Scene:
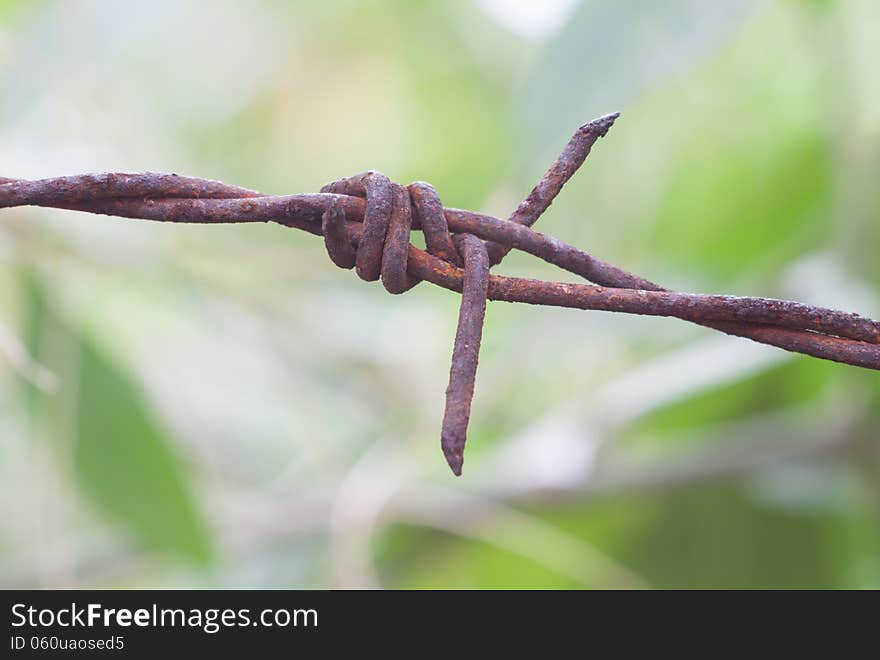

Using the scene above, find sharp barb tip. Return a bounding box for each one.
[443,447,463,476]
[582,111,621,137]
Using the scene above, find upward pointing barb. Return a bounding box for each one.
[485,110,622,266]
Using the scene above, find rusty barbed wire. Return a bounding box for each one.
[2,112,879,475]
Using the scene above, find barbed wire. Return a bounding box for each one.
[2,112,879,475]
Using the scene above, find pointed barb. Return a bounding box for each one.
[580,111,621,137]
[442,441,464,476]
[439,234,489,477]
[486,110,622,266]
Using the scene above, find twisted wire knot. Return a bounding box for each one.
[320,173,465,293]
[320,172,488,474]
[315,114,626,473]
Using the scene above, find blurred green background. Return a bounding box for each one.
[1,0,879,589]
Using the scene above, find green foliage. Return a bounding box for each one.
[614,484,875,589]
[633,357,837,437]
[653,131,831,281]
[0,0,33,22]
[379,526,583,589]
[20,274,212,566]
[518,0,755,169]
[74,339,213,566]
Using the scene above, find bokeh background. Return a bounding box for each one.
[1,0,879,589]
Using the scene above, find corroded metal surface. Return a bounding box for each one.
[485,112,619,265]
[3,113,879,475]
[441,234,489,476]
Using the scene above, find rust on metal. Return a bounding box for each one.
[409,181,460,266]
[3,112,879,475]
[380,183,417,294]
[441,234,489,476]
[321,171,392,283]
[485,112,619,265]
[321,202,356,270]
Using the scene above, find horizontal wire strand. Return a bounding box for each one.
[3,113,878,474]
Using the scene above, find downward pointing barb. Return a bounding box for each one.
[439,234,490,476]
[441,113,619,473]
[442,441,464,477]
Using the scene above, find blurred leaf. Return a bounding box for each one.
[21,273,213,565]
[616,481,879,588]
[379,472,880,588]
[378,525,582,589]
[0,0,49,30]
[541,475,880,589]
[20,271,50,416]
[519,0,754,169]
[0,0,30,22]
[651,128,831,281]
[75,339,213,566]
[188,0,510,211]
[631,357,836,438]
